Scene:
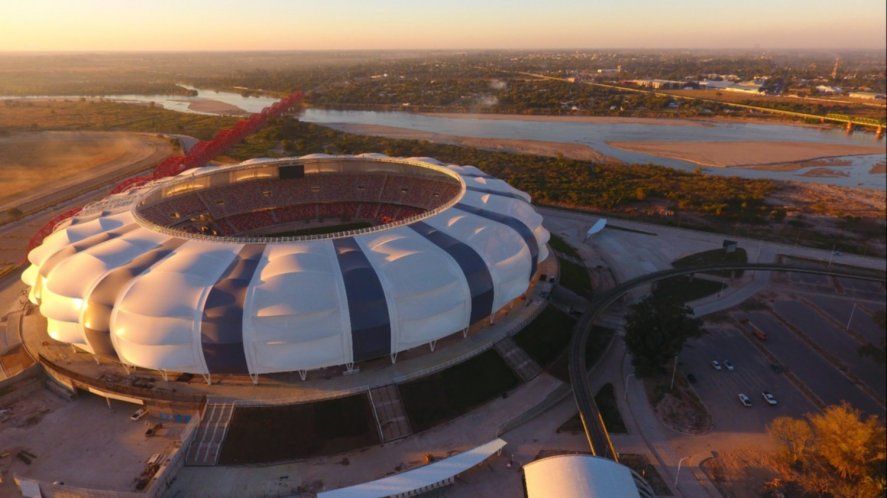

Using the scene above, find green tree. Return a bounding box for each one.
[624,293,703,376]
[768,403,886,497]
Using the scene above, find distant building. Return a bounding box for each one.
[699,79,734,90]
[815,85,842,94]
[723,83,764,95]
[596,68,620,76]
[630,79,684,89]
[849,91,886,100]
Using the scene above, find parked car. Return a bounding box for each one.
[130,408,148,421]
[762,391,778,405]
[711,360,722,371]
[738,393,752,407]
[723,360,735,371]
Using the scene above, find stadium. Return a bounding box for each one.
[22,154,549,383]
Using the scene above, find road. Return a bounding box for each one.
[567,262,886,461]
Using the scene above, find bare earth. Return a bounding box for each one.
[871,160,887,174]
[326,123,616,162]
[0,131,175,209]
[186,98,247,115]
[606,140,885,168]
[422,112,705,127]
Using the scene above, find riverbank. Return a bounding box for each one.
[325,122,618,163]
[605,140,885,169]
[420,112,706,127]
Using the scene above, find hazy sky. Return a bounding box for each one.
[1,0,885,51]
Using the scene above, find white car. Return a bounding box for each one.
[723,360,735,371]
[761,391,778,406]
[130,408,148,421]
[738,393,752,407]
[711,360,722,371]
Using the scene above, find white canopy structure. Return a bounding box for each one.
[23,155,549,379]
[523,455,654,498]
[318,438,507,498]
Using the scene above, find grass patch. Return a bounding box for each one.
[0,99,236,140]
[672,247,748,277]
[620,453,673,496]
[513,306,577,368]
[548,233,580,259]
[548,325,615,381]
[594,383,627,433]
[218,394,379,464]
[558,257,593,297]
[266,221,373,237]
[399,349,520,432]
[653,275,725,304]
[643,371,712,434]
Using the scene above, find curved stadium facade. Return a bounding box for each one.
[23,154,549,380]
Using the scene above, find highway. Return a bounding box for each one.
[567,262,887,461]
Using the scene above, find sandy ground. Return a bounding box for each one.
[871,160,887,174]
[606,140,885,168]
[0,384,184,495]
[326,123,616,162]
[421,112,705,127]
[186,99,247,115]
[0,131,175,210]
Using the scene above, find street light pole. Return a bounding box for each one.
[846,302,857,331]
[670,355,678,391]
[624,373,635,402]
[675,456,690,489]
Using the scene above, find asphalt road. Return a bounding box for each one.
[568,262,886,460]
[682,326,815,432]
[771,300,886,398]
[747,311,882,416]
[805,294,886,344]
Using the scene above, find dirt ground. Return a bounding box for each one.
[701,448,778,498]
[0,131,175,209]
[606,140,885,168]
[0,382,184,495]
[326,123,617,162]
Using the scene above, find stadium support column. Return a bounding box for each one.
[249,373,259,385]
[462,327,469,338]
[390,352,398,364]
[202,373,212,385]
[299,370,308,381]
[429,340,437,352]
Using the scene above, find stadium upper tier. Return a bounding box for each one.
[23,154,549,378]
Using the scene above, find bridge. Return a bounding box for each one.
[567,262,887,461]
[518,72,887,134]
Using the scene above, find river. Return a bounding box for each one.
[3,87,884,189]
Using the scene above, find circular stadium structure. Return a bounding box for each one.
[22,154,549,381]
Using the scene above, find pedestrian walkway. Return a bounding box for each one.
[186,401,235,466]
[494,337,542,382]
[368,385,413,442]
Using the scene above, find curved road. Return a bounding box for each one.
[568,262,887,461]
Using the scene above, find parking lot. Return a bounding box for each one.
[682,326,815,432]
[681,272,885,434]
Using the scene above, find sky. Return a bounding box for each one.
[0,0,885,51]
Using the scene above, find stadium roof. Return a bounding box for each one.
[23,155,549,377]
